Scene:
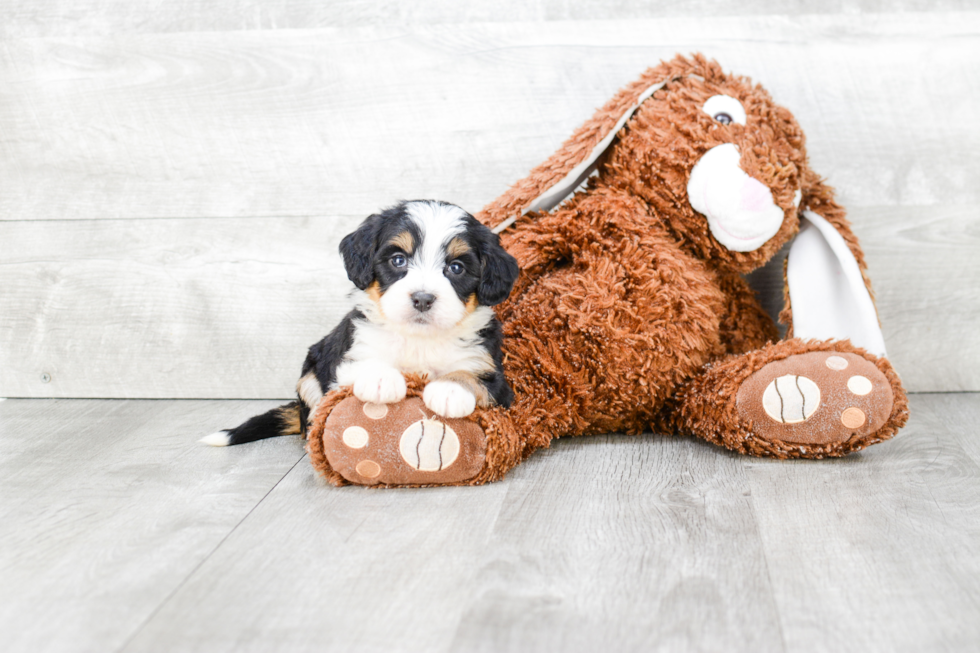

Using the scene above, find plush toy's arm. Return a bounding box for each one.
[782,172,886,357]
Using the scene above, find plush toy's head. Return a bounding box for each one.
[605,55,810,273]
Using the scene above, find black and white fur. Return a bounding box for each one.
[201,200,519,447]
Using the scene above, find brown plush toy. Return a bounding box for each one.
[308,53,909,487]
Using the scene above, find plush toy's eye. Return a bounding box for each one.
[390,254,407,268]
[702,95,746,126]
[447,261,464,275]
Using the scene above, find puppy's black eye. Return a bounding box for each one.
[713,112,733,125]
[390,254,407,268]
[447,261,464,275]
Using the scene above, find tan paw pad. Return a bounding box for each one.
[841,407,866,429]
[355,460,381,478]
[847,375,872,396]
[363,402,388,419]
[762,375,820,424]
[825,355,849,371]
[342,426,369,448]
[399,419,460,471]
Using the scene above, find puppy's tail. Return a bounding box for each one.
[200,401,303,447]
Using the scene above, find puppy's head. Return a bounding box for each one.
[340,200,519,331]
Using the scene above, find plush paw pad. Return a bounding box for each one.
[321,396,486,485]
[736,351,894,445]
[352,366,407,404]
[423,380,477,418]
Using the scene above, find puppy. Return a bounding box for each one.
[202,200,519,447]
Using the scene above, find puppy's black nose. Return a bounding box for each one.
[411,292,436,313]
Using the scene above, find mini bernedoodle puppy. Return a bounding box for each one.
[202,200,520,447]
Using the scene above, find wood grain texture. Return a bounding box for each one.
[123,449,513,653]
[1,13,978,222]
[0,217,357,398]
[1,395,977,652]
[1,1,974,37]
[860,205,980,393]
[744,392,980,652]
[121,432,784,653]
[1,11,977,398]
[446,435,784,653]
[21,393,956,653]
[1,203,972,398]
[0,398,304,653]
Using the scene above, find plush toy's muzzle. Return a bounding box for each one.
[687,142,790,253]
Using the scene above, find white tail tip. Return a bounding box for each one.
[200,431,232,447]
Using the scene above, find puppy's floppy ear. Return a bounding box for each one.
[476,229,519,306]
[339,213,383,290]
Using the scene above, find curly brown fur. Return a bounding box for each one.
[490,54,904,462]
[311,54,909,487]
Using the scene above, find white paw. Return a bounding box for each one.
[423,381,476,418]
[353,366,407,404]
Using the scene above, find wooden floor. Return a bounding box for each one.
[1,393,978,653]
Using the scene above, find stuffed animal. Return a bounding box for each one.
[308,53,909,487]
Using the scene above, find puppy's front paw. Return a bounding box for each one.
[353,366,407,404]
[424,380,477,418]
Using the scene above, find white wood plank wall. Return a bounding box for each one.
[1,6,978,398]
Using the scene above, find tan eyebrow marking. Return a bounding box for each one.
[365,281,385,317]
[447,237,471,259]
[389,231,414,253]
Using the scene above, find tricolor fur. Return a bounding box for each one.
[202,200,518,447]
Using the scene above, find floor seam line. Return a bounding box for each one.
[743,461,791,653]
[113,452,308,653]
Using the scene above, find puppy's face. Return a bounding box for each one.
[340,200,519,332]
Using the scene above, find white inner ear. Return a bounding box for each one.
[787,211,887,357]
[702,95,746,125]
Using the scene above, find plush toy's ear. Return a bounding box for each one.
[339,214,384,290]
[475,230,520,306]
[783,169,886,357]
[479,58,689,234]
[786,211,886,357]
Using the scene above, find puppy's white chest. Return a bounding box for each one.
[337,313,494,384]
[372,329,477,377]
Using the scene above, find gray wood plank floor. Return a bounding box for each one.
[2,393,977,653]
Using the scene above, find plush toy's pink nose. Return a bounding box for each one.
[739,177,773,213]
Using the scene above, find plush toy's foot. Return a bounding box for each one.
[320,396,487,486]
[671,339,909,458]
[736,350,893,446]
[306,376,526,487]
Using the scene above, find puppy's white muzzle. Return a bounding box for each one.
[687,143,786,252]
